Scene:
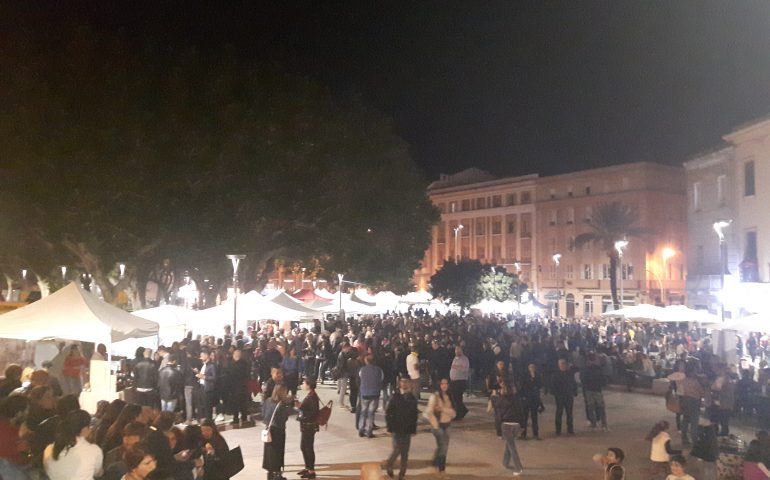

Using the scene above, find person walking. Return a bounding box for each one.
[358,355,383,438]
[424,378,456,475]
[296,378,320,480]
[582,353,608,431]
[551,358,577,436]
[336,342,358,410]
[490,378,526,476]
[262,385,293,480]
[449,346,470,420]
[158,354,183,413]
[385,377,419,480]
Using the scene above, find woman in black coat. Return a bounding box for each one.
[295,378,320,479]
[519,363,543,440]
[262,385,293,480]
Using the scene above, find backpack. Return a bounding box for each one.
[315,400,333,428]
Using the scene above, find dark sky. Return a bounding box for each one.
[11,1,770,178]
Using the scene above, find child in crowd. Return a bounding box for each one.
[592,447,625,480]
[666,455,695,480]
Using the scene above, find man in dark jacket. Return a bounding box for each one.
[551,358,577,436]
[158,354,183,413]
[197,349,217,421]
[582,353,608,430]
[133,349,159,408]
[227,349,251,425]
[385,377,418,480]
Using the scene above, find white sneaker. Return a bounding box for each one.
[512,471,522,476]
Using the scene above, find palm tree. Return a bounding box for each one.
[574,202,651,310]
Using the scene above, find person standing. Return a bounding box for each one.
[519,363,542,440]
[424,378,456,474]
[226,349,251,426]
[385,377,419,480]
[679,363,705,446]
[358,355,383,438]
[133,348,159,408]
[296,378,320,480]
[158,355,183,413]
[709,364,735,436]
[405,344,421,400]
[449,346,470,420]
[262,385,293,480]
[62,345,87,398]
[491,379,526,476]
[197,350,217,421]
[582,353,608,430]
[551,358,577,436]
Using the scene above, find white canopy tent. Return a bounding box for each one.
[130,305,193,345]
[600,304,667,322]
[707,313,770,332]
[315,293,383,315]
[0,282,158,344]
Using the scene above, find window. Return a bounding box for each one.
[584,298,594,316]
[438,203,446,213]
[437,222,446,243]
[548,264,557,279]
[585,185,592,196]
[746,231,758,261]
[550,189,556,200]
[550,237,557,252]
[602,264,611,279]
[549,210,557,226]
[492,246,501,261]
[506,193,517,206]
[449,202,457,213]
[476,197,486,209]
[717,175,727,206]
[492,221,501,235]
[582,264,593,280]
[584,206,593,223]
[461,224,469,236]
[476,221,485,236]
[521,192,532,204]
[476,246,485,259]
[568,187,573,197]
[692,182,701,211]
[566,264,574,279]
[568,236,575,252]
[566,207,575,224]
[492,195,502,208]
[745,161,756,196]
[507,219,516,234]
[622,264,633,280]
[521,218,531,237]
[507,246,517,260]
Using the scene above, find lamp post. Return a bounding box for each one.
[118,263,126,279]
[661,247,676,305]
[60,265,67,281]
[614,240,628,310]
[226,254,246,333]
[713,220,732,323]
[338,273,345,322]
[552,253,561,317]
[453,224,464,262]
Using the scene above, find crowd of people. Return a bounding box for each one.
[0,309,769,479]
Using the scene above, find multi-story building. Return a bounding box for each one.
[417,162,688,318]
[414,168,538,292]
[536,162,687,318]
[685,117,770,317]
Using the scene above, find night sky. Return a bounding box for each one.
[9,1,770,179]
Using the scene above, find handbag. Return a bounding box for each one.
[222,446,245,478]
[261,402,280,443]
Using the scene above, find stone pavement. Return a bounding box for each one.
[221,383,755,479]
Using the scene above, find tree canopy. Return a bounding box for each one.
[429,259,523,308]
[0,25,438,303]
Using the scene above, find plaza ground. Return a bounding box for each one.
[222,383,752,480]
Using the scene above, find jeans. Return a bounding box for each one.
[431,425,450,471]
[338,376,349,407]
[359,396,379,435]
[203,390,217,420]
[502,422,523,472]
[450,380,468,418]
[300,430,316,470]
[554,395,574,434]
[584,390,607,428]
[386,433,411,478]
[410,377,421,400]
[184,385,195,421]
[381,383,393,411]
[161,399,177,413]
[680,396,700,444]
[522,404,539,437]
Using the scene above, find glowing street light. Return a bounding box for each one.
[661,247,677,305]
[552,253,562,316]
[713,220,732,322]
[226,254,246,332]
[118,263,126,279]
[21,269,27,280]
[338,273,345,322]
[60,265,67,280]
[453,224,464,261]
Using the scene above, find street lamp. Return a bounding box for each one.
[614,240,628,310]
[338,273,345,322]
[661,247,676,305]
[713,220,732,322]
[226,254,246,332]
[552,253,561,316]
[60,265,67,280]
[118,263,126,279]
[453,224,464,262]
[21,269,27,281]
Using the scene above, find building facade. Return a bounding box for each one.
[417,163,688,318]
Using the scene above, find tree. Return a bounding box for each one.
[574,202,651,310]
[430,260,523,308]
[0,25,438,305]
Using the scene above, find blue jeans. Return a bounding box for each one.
[432,425,450,471]
[161,398,177,412]
[386,433,411,478]
[359,396,379,435]
[502,422,523,473]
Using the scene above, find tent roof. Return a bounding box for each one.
[0,283,158,343]
[291,289,331,303]
[131,305,193,327]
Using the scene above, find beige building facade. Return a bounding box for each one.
[417,163,688,318]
